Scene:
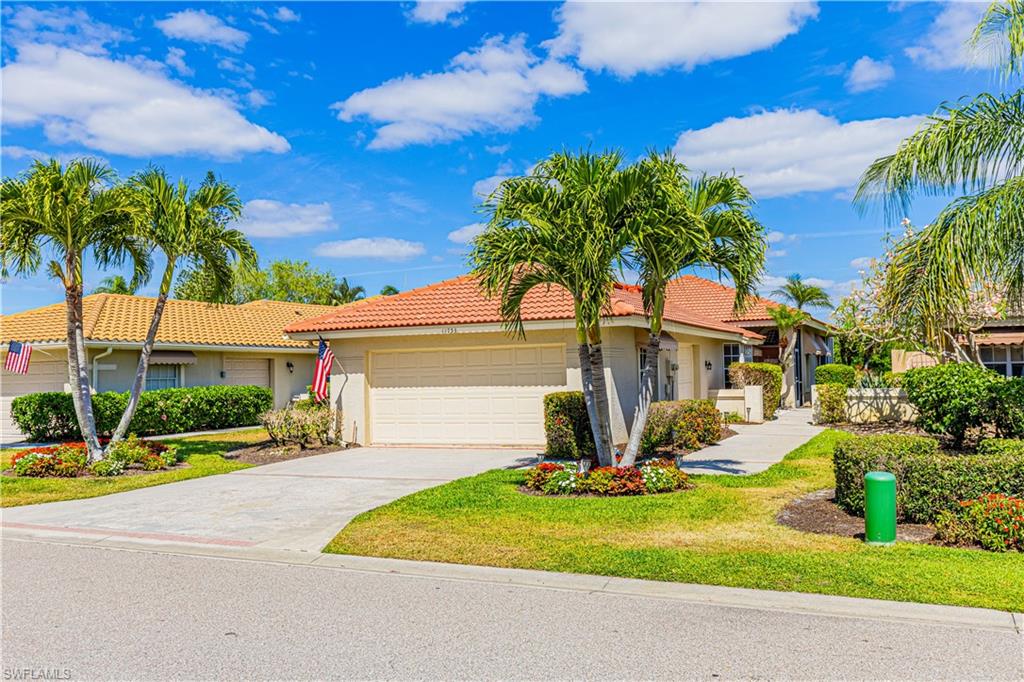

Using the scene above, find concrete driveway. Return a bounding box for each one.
[2,447,536,552]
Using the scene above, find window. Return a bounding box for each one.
[980,346,1024,377]
[145,364,180,390]
[723,343,741,388]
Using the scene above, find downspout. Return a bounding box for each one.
[92,346,114,389]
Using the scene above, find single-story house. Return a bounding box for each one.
[0,294,336,440]
[892,308,1024,378]
[666,276,833,406]
[285,274,788,448]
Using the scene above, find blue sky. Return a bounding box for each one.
[0,1,998,315]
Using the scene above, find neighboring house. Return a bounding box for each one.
[892,310,1024,378]
[0,294,335,441]
[666,276,833,407]
[285,274,766,447]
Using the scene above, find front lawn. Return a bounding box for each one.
[1,429,265,507]
[326,430,1024,612]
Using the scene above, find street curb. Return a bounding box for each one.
[2,529,1017,633]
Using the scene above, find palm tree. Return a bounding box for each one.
[92,274,135,295]
[771,274,832,310]
[107,168,255,447]
[472,150,644,466]
[332,277,366,305]
[380,285,399,296]
[855,1,1023,347]
[620,153,766,465]
[1,159,145,459]
[768,305,810,406]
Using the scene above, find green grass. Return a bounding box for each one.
[1,429,266,507]
[326,430,1024,612]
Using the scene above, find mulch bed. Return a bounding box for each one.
[777,488,937,543]
[222,441,347,466]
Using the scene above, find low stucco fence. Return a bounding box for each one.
[811,386,918,424]
[709,386,764,423]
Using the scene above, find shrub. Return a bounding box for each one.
[881,371,903,388]
[815,363,856,388]
[105,435,152,465]
[261,406,332,447]
[978,439,1024,457]
[639,459,689,493]
[816,383,847,424]
[990,378,1024,439]
[834,434,1024,522]
[12,444,88,478]
[10,385,273,441]
[936,494,1024,552]
[543,391,594,460]
[729,363,783,419]
[721,411,744,425]
[902,363,1003,446]
[640,400,720,454]
[90,458,125,477]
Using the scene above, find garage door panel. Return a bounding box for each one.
[369,345,565,446]
[223,357,270,387]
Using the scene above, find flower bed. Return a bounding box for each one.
[936,494,1024,552]
[522,459,690,496]
[7,436,184,479]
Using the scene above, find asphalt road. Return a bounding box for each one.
[2,539,1022,681]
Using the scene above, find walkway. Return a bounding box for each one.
[680,407,823,475]
[2,447,536,553]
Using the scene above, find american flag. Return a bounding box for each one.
[4,341,32,374]
[312,338,334,403]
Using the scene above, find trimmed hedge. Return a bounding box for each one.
[543,391,594,460]
[978,439,1024,457]
[728,362,783,419]
[990,378,1024,439]
[902,363,1004,446]
[815,363,856,388]
[11,385,272,441]
[816,383,847,424]
[834,434,1024,522]
[640,399,721,454]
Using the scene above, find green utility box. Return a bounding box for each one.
[864,471,897,546]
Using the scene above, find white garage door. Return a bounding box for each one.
[1,358,68,443]
[223,356,270,387]
[369,345,566,446]
[677,345,694,400]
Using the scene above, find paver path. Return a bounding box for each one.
[2,447,535,552]
[680,407,823,475]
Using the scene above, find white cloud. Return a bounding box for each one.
[905,2,991,70]
[804,277,835,288]
[1,145,48,160]
[447,222,486,244]
[766,230,787,244]
[388,192,429,213]
[155,10,250,52]
[4,6,129,56]
[546,1,818,78]
[760,275,790,290]
[846,56,894,93]
[165,47,193,77]
[333,35,586,150]
[673,108,923,197]
[246,90,271,109]
[405,2,466,25]
[472,174,510,198]
[767,248,788,258]
[238,200,336,238]
[315,237,426,260]
[849,256,875,269]
[274,7,301,22]
[1,44,290,158]
[218,57,256,77]
[485,143,511,155]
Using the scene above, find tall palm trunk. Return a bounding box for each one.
[621,332,660,466]
[577,342,608,465]
[65,285,101,460]
[587,340,616,466]
[108,265,175,446]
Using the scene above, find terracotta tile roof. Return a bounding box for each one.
[285,275,762,339]
[1,295,335,349]
[666,275,779,322]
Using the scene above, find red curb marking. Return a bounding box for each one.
[2,522,256,547]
